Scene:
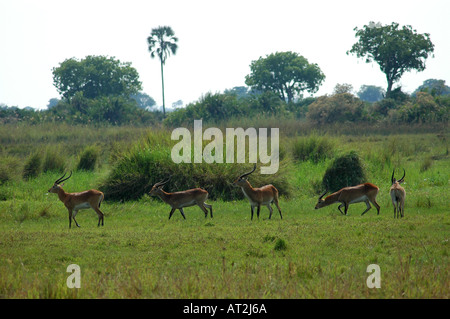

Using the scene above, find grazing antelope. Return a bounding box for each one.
[315,183,380,216]
[233,164,282,220]
[149,178,213,220]
[48,171,105,228]
[390,169,406,218]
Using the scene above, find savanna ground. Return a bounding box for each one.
[0,122,448,299]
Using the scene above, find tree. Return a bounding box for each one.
[147,26,178,118]
[357,85,385,102]
[347,22,434,98]
[52,55,142,100]
[245,51,325,103]
[412,79,450,97]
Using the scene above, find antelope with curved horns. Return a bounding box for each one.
[233,164,282,220]
[390,168,406,218]
[315,183,380,216]
[48,171,105,228]
[149,177,213,220]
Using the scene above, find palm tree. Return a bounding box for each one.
[147,26,178,118]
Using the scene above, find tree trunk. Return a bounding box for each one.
[160,61,166,118]
[386,77,394,99]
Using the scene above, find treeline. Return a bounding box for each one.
[1,88,448,127]
[0,93,163,126]
[164,88,449,127]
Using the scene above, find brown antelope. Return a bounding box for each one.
[48,171,105,228]
[149,178,213,220]
[390,169,406,218]
[315,183,380,216]
[233,164,282,220]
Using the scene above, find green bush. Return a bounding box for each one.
[43,146,66,172]
[101,132,293,201]
[322,151,366,192]
[77,145,100,171]
[292,135,334,163]
[23,152,43,180]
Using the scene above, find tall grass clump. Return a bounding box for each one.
[22,152,42,180]
[76,145,100,171]
[0,155,21,184]
[322,151,366,192]
[292,134,335,163]
[101,131,293,201]
[42,146,66,173]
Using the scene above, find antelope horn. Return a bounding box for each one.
[318,189,328,200]
[391,169,396,184]
[153,176,171,188]
[398,169,405,183]
[238,163,256,179]
[55,171,72,184]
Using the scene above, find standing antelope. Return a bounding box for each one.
[48,171,105,228]
[149,178,213,220]
[315,183,380,216]
[390,169,406,218]
[233,164,282,220]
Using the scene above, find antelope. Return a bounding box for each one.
[48,171,105,228]
[315,183,380,216]
[149,178,213,220]
[233,164,282,220]
[390,169,406,218]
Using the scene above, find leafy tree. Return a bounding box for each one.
[52,55,142,100]
[357,85,385,102]
[130,92,156,110]
[245,51,325,103]
[147,26,178,118]
[412,79,450,97]
[347,22,434,98]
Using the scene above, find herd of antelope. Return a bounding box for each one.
[48,166,406,228]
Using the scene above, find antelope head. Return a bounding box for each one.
[314,189,328,209]
[233,164,256,187]
[48,171,72,193]
[391,169,405,185]
[149,177,171,196]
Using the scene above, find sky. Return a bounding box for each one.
[1,0,449,110]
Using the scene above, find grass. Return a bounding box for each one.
[0,123,448,299]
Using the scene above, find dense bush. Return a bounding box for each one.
[77,145,100,171]
[321,151,366,192]
[42,146,66,173]
[292,135,335,163]
[23,152,43,180]
[306,93,366,124]
[100,132,293,201]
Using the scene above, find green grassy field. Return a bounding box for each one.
[0,124,448,299]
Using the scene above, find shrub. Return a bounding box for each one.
[23,152,43,179]
[292,135,334,163]
[322,151,366,192]
[43,146,66,172]
[274,239,287,251]
[0,155,21,184]
[100,132,293,201]
[77,145,100,171]
[306,93,365,124]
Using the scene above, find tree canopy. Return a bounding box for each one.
[52,55,142,100]
[245,51,325,103]
[347,22,434,97]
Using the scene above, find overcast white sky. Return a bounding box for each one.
[1,0,449,110]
